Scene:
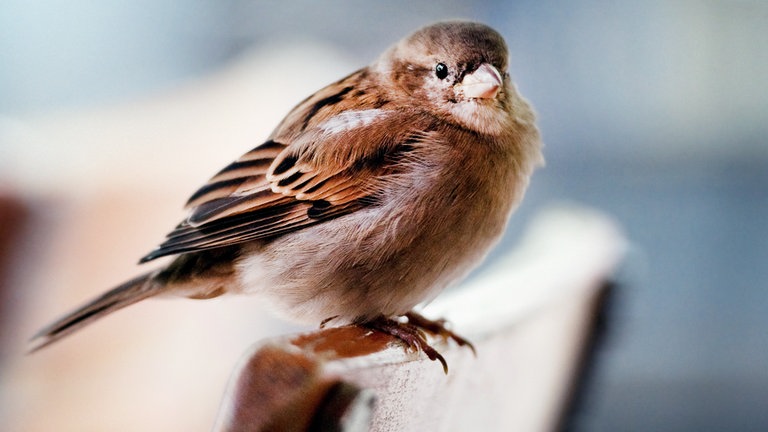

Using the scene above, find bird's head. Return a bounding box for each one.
[377,21,519,135]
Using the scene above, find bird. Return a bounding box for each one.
[30,21,543,370]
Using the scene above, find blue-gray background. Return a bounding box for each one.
[2,1,766,430]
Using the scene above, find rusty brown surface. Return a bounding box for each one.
[215,341,378,432]
[290,325,394,360]
[217,345,332,432]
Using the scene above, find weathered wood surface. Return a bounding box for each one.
[213,206,626,432]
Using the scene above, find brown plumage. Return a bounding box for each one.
[30,21,543,366]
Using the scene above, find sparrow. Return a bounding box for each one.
[30,21,543,370]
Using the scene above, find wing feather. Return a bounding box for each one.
[140,69,430,263]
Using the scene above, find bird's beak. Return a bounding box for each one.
[458,63,503,99]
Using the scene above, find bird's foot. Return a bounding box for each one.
[404,311,476,356]
[364,315,448,373]
[363,312,474,373]
[319,315,339,328]
[405,311,477,356]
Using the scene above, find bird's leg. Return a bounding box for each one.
[319,315,339,328]
[363,315,448,373]
[404,311,476,356]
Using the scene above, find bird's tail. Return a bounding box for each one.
[28,272,161,353]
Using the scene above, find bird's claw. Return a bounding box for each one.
[405,311,477,356]
[363,312,474,373]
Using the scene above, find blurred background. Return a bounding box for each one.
[1,1,766,431]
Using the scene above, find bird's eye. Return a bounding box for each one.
[435,63,448,80]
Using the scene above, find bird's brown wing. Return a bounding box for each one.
[139,106,427,263]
